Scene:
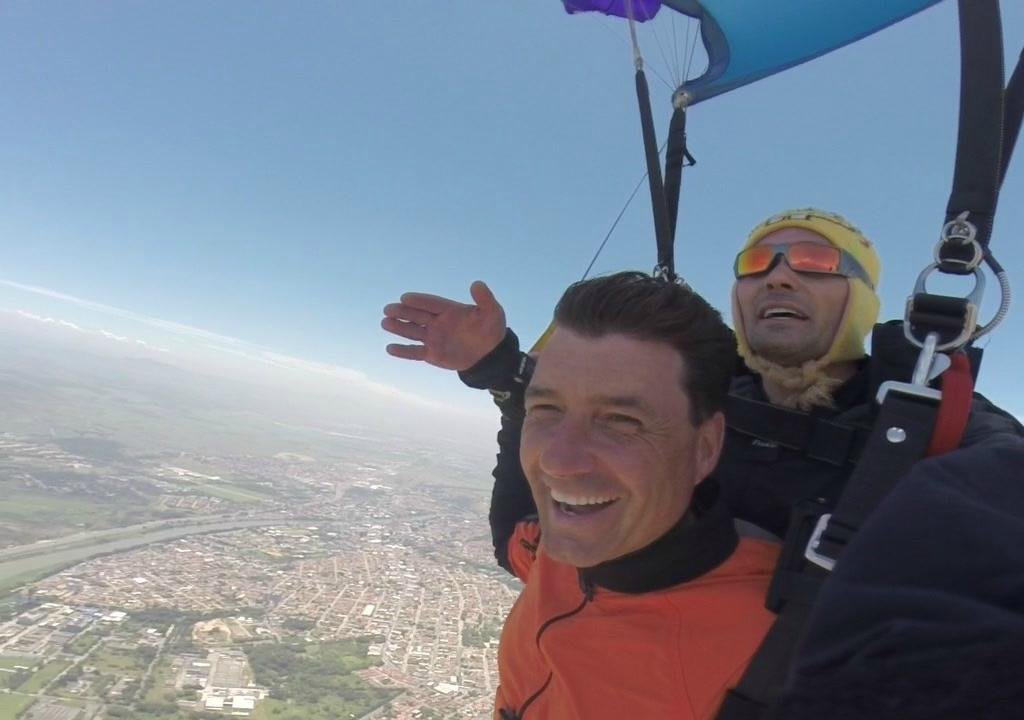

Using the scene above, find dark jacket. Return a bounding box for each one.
[772,439,1024,719]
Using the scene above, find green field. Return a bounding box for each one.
[91,645,152,677]
[252,696,395,720]
[0,693,35,720]
[247,639,398,720]
[0,656,37,691]
[66,632,101,656]
[0,491,157,547]
[194,483,268,503]
[0,657,37,671]
[18,659,71,693]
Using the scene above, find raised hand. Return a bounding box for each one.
[382,281,507,371]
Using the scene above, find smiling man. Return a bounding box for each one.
[730,210,881,412]
[491,273,778,720]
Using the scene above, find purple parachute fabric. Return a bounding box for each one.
[562,0,661,22]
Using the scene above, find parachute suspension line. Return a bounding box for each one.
[625,0,677,281]
[684,18,702,82]
[999,46,1024,189]
[963,11,1022,343]
[671,11,682,85]
[975,46,1024,341]
[650,19,679,87]
[591,16,674,91]
[579,152,662,281]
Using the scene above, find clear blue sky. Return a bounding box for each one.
[2,1,1023,416]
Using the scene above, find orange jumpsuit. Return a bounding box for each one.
[494,519,778,720]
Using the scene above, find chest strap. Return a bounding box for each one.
[726,395,868,466]
[717,350,975,720]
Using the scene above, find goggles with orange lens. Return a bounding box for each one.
[734,242,874,288]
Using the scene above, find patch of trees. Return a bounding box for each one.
[246,640,395,706]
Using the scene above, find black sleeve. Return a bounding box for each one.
[773,438,1024,720]
[960,391,1024,447]
[459,329,538,574]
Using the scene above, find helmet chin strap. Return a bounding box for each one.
[741,352,845,411]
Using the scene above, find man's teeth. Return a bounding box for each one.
[550,489,619,506]
[763,307,802,319]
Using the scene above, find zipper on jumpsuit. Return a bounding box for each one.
[500,576,596,720]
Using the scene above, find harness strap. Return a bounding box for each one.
[943,0,1004,254]
[726,396,866,467]
[634,67,676,279]
[812,392,938,563]
[721,359,974,720]
[663,102,695,241]
[718,597,818,720]
[927,352,974,456]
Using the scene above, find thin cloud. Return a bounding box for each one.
[2,280,457,413]
[9,309,169,352]
[1,280,246,346]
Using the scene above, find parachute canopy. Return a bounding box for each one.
[562,0,946,104]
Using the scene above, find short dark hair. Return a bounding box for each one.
[552,271,736,424]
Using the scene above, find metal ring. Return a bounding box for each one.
[933,236,983,272]
[940,211,977,245]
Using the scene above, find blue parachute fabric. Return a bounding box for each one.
[665,0,946,105]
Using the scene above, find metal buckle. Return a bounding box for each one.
[904,265,984,352]
[877,332,946,404]
[804,513,836,571]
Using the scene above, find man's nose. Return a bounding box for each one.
[538,419,595,479]
[764,256,798,289]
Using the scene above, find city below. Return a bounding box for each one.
[0,431,512,720]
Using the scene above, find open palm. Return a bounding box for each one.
[382,281,507,371]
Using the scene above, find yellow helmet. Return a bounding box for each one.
[733,208,882,367]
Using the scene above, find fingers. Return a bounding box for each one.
[385,343,428,361]
[469,281,501,313]
[398,292,464,315]
[381,317,427,342]
[382,302,434,327]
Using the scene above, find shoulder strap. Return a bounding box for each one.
[719,351,976,720]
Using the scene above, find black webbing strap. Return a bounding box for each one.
[663,103,695,240]
[717,502,831,720]
[726,396,865,467]
[1000,46,1024,187]
[718,392,942,720]
[718,597,819,720]
[813,392,938,561]
[634,68,676,278]
[943,0,1004,253]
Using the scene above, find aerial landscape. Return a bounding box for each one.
[3,2,1023,719]
[0,314,505,720]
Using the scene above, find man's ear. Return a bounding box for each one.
[694,411,725,484]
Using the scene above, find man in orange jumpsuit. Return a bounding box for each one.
[490,272,778,720]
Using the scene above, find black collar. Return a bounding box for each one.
[578,480,739,594]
